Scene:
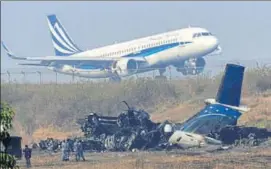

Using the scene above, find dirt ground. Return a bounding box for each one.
[17,145,271,169]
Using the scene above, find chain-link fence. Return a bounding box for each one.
[2,60,270,84]
[0,65,237,84]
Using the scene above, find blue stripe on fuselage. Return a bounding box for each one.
[123,41,192,58]
[75,65,100,69]
[179,104,242,135]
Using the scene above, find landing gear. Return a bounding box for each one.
[158,68,166,76]
[155,68,167,80]
[109,74,121,83]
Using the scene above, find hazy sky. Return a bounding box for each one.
[1,1,271,82]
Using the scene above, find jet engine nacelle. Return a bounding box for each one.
[111,58,138,76]
[175,57,206,76]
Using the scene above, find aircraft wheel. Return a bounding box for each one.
[109,75,121,83]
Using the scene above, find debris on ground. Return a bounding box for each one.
[34,102,271,153]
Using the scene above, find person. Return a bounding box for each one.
[61,140,70,161]
[47,139,54,156]
[73,139,79,161]
[77,140,85,161]
[23,145,32,168]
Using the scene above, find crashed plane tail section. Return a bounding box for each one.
[168,64,247,148]
[216,63,245,107]
[178,64,246,136]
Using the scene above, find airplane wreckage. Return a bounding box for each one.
[36,64,271,152]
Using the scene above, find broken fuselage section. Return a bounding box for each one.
[168,63,248,148]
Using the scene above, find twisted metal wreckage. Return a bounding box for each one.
[36,64,271,153]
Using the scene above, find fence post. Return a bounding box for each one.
[7,71,11,84]
[21,71,26,84]
[169,66,172,81]
[55,72,58,84]
[72,71,75,83]
[37,71,41,84]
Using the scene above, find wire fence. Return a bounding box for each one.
[1,61,271,84]
[0,67,214,84]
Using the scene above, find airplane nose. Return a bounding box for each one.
[205,36,219,52]
[210,37,219,48]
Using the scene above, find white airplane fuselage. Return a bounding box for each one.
[50,27,220,78]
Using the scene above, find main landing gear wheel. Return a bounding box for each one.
[109,74,121,83]
[155,68,167,80]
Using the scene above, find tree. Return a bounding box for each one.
[0,102,18,169]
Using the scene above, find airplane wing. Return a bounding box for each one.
[2,41,147,63]
[1,41,27,60]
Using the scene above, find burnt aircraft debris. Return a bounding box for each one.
[34,64,271,153]
[35,103,271,153]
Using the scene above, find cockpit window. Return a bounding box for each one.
[193,32,212,38]
[202,32,212,36]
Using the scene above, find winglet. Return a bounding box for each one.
[1,41,26,60]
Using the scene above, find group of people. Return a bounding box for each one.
[61,139,85,161]
[22,139,85,168]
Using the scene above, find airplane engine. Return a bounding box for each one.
[175,57,206,76]
[111,58,138,76]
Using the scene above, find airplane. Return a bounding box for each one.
[167,63,250,148]
[2,14,222,81]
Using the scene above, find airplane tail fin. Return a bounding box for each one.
[46,14,82,56]
[216,64,245,107]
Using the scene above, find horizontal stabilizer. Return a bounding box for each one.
[216,64,245,107]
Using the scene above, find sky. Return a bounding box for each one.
[1,1,271,83]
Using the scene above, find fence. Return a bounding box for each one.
[0,67,214,84]
[1,61,271,84]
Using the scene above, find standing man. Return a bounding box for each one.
[61,140,69,161]
[23,145,32,168]
[73,139,79,161]
[77,140,85,161]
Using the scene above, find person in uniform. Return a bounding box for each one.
[77,140,85,161]
[61,140,70,161]
[73,139,79,161]
[23,145,32,168]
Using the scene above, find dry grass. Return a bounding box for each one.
[32,126,83,143]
